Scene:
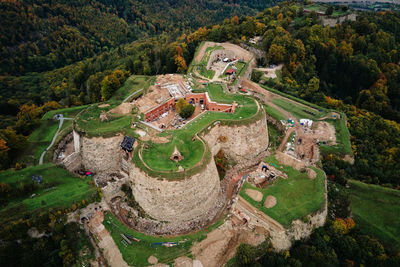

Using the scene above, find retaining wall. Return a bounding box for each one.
[202,114,268,162]
[130,158,221,222]
[81,135,124,173]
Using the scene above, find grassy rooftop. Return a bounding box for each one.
[75,103,133,137]
[138,83,259,174]
[240,155,326,227]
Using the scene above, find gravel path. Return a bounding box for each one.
[39,115,73,165]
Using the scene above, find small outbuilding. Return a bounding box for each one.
[121,136,135,152]
[225,68,237,75]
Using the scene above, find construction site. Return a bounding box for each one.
[45,41,352,266]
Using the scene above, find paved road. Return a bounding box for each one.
[39,115,73,165]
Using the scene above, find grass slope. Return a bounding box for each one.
[110,75,154,102]
[319,115,353,156]
[264,104,286,121]
[20,105,88,165]
[75,103,132,137]
[240,155,325,227]
[103,212,224,266]
[0,164,96,223]
[271,98,319,120]
[348,180,400,250]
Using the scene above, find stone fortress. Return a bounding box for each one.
[55,70,269,236]
[53,42,331,259]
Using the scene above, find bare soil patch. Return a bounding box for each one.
[245,189,263,202]
[275,151,306,170]
[148,255,158,265]
[174,256,193,267]
[98,104,110,108]
[195,42,253,64]
[312,121,336,144]
[255,64,283,79]
[191,221,266,267]
[307,168,317,179]
[264,195,277,208]
[109,103,134,115]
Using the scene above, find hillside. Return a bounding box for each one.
[0,0,275,76]
[0,2,400,266]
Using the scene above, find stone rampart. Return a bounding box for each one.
[63,152,81,172]
[81,135,124,173]
[130,158,221,222]
[202,115,268,162]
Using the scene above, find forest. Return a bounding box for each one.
[0,0,275,75]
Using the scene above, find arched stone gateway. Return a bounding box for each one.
[170,146,183,162]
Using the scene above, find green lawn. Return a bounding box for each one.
[319,115,353,156]
[271,97,319,120]
[199,66,215,79]
[75,103,132,137]
[140,83,259,173]
[264,104,286,121]
[0,164,96,223]
[103,212,224,266]
[240,155,325,227]
[18,105,90,165]
[348,180,400,250]
[235,61,248,78]
[42,105,88,120]
[110,75,154,102]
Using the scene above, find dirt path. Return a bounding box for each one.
[236,196,284,231]
[191,220,266,267]
[255,64,283,79]
[278,127,295,152]
[88,212,130,267]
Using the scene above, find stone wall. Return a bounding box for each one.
[234,176,327,251]
[81,135,124,173]
[63,152,81,172]
[130,158,222,222]
[73,130,80,153]
[202,115,268,162]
